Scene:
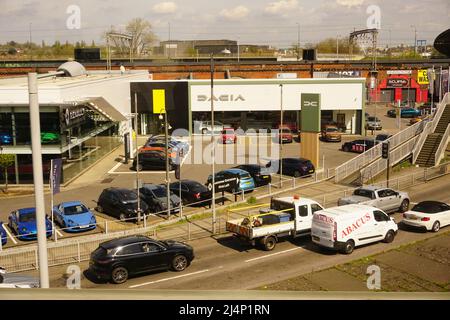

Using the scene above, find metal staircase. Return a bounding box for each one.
[414,102,450,167]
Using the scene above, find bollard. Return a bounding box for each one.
[242,189,245,201]
[105,221,109,234]
[143,214,147,228]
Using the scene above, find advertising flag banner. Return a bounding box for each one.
[51,158,62,195]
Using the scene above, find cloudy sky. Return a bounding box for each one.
[1,0,449,48]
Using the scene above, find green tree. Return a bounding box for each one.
[0,154,15,193]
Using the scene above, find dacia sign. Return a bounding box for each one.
[301,93,321,132]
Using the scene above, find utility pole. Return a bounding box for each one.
[210,54,217,234]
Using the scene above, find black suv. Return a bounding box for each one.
[341,139,375,153]
[266,158,315,177]
[233,164,272,187]
[96,188,149,221]
[132,151,174,171]
[88,235,194,284]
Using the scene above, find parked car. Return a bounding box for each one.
[8,208,53,241]
[0,267,39,288]
[338,186,410,213]
[365,116,382,130]
[169,180,212,206]
[139,142,177,158]
[311,204,398,254]
[199,121,227,134]
[132,150,175,171]
[52,201,96,232]
[96,188,149,221]
[207,168,255,193]
[266,158,315,177]
[275,127,293,144]
[233,164,272,187]
[220,127,237,144]
[0,133,12,145]
[320,125,342,142]
[375,134,392,144]
[402,201,450,232]
[0,223,7,246]
[418,102,432,114]
[387,108,421,118]
[88,235,195,284]
[139,184,181,214]
[341,139,375,153]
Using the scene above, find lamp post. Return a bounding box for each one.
[210,54,217,234]
[159,113,171,219]
[279,84,284,188]
[411,25,417,54]
[134,92,141,224]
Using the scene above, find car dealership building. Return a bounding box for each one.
[0,63,149,184]
[131,78,366,136]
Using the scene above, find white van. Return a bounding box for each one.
[311,204,398,254]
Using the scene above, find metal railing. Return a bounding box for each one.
[412,120,434,164]
[335,120,426,182]
[435,123,450,166]
[360,136,419,182]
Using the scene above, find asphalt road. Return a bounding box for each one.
[44,174,449,290]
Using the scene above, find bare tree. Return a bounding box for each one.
[105,18,157,57]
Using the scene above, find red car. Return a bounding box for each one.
[221,128,237,144]
[277,127,293,143]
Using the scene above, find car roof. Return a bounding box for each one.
[179,179,203,186]
[17,208,36,215]
[317,204,378,217]
[222,168,247,174]
[60,201,83,207]
[357,185,385,191]
[415,201,446,207]
[141,184,164,190]
[235,164,261,170]
[100,235,153,249]
[275,197,320,206]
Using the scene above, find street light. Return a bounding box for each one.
[159,113,171,219]
[410,25,417,54]
[210,54,217,234]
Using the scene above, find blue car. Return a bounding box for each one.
[8,208,53,241]
[208,168,256,193]
[387,108,421,118]
[0,223,7,246]
[53,201,97,232]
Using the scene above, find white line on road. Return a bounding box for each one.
[128,268,212,289]
[245,247,301,263]
[55,228,64,237]
[2,224,17,244]
[107,162,123,174]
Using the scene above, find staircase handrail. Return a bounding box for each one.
[434,123,450,166]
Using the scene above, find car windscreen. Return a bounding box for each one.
[152,187,168,198]
[239,172,251,179]
[64,204,89,215]
[411,203,442,214]
[119,191,138,203]
[353,189,375,199]
[186,182,206,193]
[19,212,36,222]
[367,117,379,122]
[326,128,338,132]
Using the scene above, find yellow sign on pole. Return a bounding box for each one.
[417,69,429,84]
[152,89,166,114]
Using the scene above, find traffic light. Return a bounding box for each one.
[382,141,390,159]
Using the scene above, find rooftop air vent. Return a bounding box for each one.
[56,61,87,77]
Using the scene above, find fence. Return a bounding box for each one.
[1,162,448,274]
[335,119,426,183]
[435,123,450,166]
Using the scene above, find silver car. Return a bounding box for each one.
[0,267,40,288]
[365,116,382,130]
[338,186,410,213]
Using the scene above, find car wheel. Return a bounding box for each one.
[341,240,355,254]
[172,255,189,272]
[97,205,104,213]
[136,164,143,171]
[294,171,301,178]
[262,236,277,251]
[343,145,350,152]
[432,221,440,232]
[202,128,207,135]
[399,199,409,213]
[111,266,128,284]
[383,230,395,243]
[119,213,127,221]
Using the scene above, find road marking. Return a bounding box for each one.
[2,223,17,244]
[55,228,64,237]
[245,247,301,263]
[128,268,211,288]
[107,162,123,174]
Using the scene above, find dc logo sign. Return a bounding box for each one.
[304,101,318,107]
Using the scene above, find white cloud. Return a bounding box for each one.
[219,6,249,21]
[152,2,178,14]
[264,0,298,15]
[336,0,364,8]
